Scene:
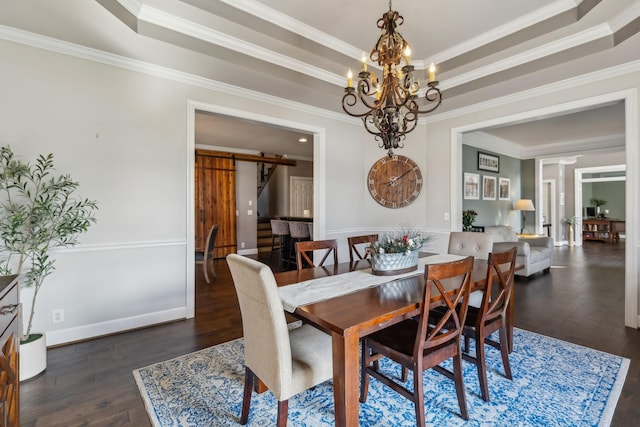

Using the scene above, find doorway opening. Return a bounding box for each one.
[450,89,638,329]
[185,100,326,317]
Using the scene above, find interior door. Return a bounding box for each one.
[290,176,313,217]
[195,151,237,258]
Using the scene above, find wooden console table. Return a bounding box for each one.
[582,218,625,243]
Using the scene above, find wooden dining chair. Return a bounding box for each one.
[295,239,338,271]
[347,234,378,263]
[461,247,517,402]
[202,224,219,283]
[360,256,475,425]
[226,254,333,427]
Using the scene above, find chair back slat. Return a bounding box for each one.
[347,234,378,262]
[296,239,338,270]
[416,257,474,353]
[481,247,517,324]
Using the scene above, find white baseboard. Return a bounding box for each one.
[45,307,187,347]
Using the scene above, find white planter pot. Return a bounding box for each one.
[20,333,47,381]
[568,225,574,247]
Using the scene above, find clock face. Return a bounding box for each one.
[367,155,423,208]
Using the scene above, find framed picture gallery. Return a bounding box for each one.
[463,172,480,200]
[478,151,499,172]
[483,176,497,200]
[499,177,511,200]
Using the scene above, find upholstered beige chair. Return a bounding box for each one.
[447,231,496,260]
[448,231,496,307]
[226,254,333,427]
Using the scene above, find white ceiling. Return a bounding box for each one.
[2,0,637,158]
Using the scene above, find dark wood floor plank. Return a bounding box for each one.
[20,242,639,426]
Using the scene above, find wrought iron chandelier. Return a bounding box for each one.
[342,1,443,157]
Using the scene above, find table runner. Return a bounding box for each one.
[278,253,466,312]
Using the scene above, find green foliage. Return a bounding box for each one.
[0,146,97,339]
[590,198,607,207]
[369,226,432,254]
[462,209,478,231]
[561,216,577,225]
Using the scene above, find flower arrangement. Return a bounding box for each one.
[462,209,478,231]
[369,227,431,254]
[561,216,577,226]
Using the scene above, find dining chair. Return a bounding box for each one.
[360,256,475,425]
[269,220,290,267]
[347,234,378,263]
[226,254,333,427]
[288,221,311,264]
[295,239,338,270]
[202,224,219,283]
[447,231,495,260]
[461,247,517,402]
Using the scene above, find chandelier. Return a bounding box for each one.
[342,1,443,157]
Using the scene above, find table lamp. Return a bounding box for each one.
[514,199,535,234]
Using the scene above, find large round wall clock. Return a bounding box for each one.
[367,155,423,209]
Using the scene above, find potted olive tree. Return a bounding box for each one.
[0,146,97,380]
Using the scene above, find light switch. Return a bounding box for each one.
[247,209,253,216]
[248,200,253,206]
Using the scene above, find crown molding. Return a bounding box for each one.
[0,25,357,126]
[440,23,612,91]
[115,0,141,15]
[462,131,524,159]
[137,4,345,87]
[609,1,640,33]
[427,59,640,123]
[217,0,362,60]
[429,0,579,65]
[522,133,625,158]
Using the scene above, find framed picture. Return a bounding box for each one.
[499,177,511,200]
[483,176,497,200]
[478,152,499,172]
[463,172,480,200]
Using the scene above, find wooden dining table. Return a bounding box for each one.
[274,253,516,427]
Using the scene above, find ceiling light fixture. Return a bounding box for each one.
[342,0,442,157]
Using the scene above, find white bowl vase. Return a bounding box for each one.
[20,333,47,381]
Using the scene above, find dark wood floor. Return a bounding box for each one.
[20,242,639,426]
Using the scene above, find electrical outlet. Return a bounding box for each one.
[241,242,245,249]
[53,309,64,323]
[444,212,450,221]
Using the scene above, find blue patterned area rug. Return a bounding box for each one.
[133,328,628,426]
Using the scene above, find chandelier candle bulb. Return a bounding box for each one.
[361,52,368,72]
[404,46,411,65]
[428,62,436,82]
[347,69,353,88]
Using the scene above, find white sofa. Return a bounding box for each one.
[484,226,553,278]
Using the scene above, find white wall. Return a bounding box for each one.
[235,161,258,254]
[3,28,640,345]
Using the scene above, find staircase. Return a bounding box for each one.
[257,219,274,254]
[257,154,281,196]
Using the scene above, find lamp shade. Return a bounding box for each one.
[514,199,535,211]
